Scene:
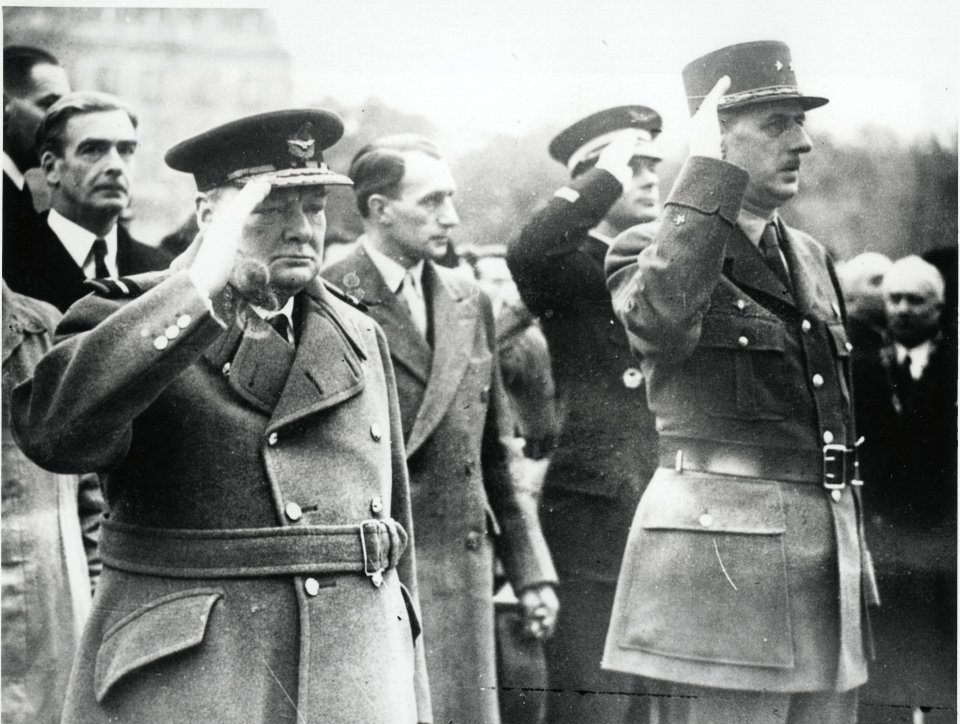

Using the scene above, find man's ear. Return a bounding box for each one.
[40,150,60,186]
[195,192,215,229]
[367,194,393,225]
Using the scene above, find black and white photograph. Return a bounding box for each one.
[2,2,956,722]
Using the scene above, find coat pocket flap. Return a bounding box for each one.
[95,589,222,703]
[698,313,785,352]
[639,473,786,534]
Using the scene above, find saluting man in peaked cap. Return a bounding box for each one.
[603,41,877,723]
[13,109,432,724]
[506,105,663,722]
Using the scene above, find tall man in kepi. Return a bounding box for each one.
[604,41,877,723]
[325,134,558,724]
[14,109,430,724]
[507,106,662,722]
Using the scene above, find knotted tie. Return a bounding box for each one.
[268,314,293,345]
[759,222,792,292]
[91,238,110,278]
[400,269,428,339]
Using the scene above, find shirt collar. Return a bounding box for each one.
[737,208,778,247]
[47,208,119,272]
[251,296,295,325]
[3,152,25,191]
[362,237,425,294]
[587,229,614,246]
[894,338,936,379]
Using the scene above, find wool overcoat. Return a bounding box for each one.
[325,245,557,724]
[602,156,878,693]
[13,270,431,723]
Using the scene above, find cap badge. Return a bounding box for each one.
[287,122,317,163]
[628,108,653,124]
[775,60,784,71]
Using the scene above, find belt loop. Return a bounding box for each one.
[360,520,385,588]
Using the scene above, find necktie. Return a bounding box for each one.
[759,223,792,291]
[268,314,293,345]
[92,238,110,278]
[401,270,428,338]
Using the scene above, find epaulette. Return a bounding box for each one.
[83,270,169,298]
[322,278,367,312]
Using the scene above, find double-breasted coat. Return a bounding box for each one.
[602,156,877,693]
[13,270,430,723]
[325,245,557,724]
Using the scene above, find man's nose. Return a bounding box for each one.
[790,125,813,155]
[438,197,460,227]
[103,146,129,172]
[283,208,316,241]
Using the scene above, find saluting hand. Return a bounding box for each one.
[189,179,272,297]
[519,583,560,640]
[596,129,644,192]
[688,75,731,160]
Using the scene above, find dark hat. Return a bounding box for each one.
[165,109,352,191]
[549,105,662,173]
[682,40,828,115]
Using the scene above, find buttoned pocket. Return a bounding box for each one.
[614,470,794,669]
[695,312,790,420]
[95,589,222,703]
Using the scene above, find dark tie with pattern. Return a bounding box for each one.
[92,238,110,278]
[759,222,792,292]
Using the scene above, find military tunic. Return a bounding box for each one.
[13,270,430,723]
[602,156,877,693]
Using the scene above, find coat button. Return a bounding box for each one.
[480,386,489,403]
[153,335,169,350]
[801,319,812,332]
[622,367,643,389]
[165,325,180,340]
[737,335,749,347]
[830,489,842,503]
[370,496,383,514]
[698,513,714,528]
[465,531,483,551]
[177,314,192,329]
[285,502,303,521]
[267,431,279,446]
[369,423,382,442]
[736,299,746,311]
[812,374,824,389]
[822,431,834,444]
[845,342,854,352]
[222,362,231,377]
[304,577,321,596]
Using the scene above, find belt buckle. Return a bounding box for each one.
[822,444,849,490]
[360,520,385,588]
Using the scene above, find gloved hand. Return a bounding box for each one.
[688,75,731,160]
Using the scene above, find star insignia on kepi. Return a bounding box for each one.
[287,122,316,163]
[628,108,653,124]
[775,60,784,71]
[675,213,686,226]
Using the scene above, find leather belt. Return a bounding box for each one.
[659,437,863,488]
[100,516,407,587]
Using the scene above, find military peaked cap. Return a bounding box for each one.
[683,40,828,115]
[549,105,662,175]
[165,109,353,191]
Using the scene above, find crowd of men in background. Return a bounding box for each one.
[2,39,956,724]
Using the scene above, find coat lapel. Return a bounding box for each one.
[779,222,839,319]
[404,263,479,457]
[333,244,432,385]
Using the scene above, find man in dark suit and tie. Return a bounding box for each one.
[5,90,169,311]
[3,45,71,259]
[324,134,558,724]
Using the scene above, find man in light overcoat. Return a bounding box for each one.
[13,110,431,724]
[324,134,558,724]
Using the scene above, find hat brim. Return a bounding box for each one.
[230,167,353,189]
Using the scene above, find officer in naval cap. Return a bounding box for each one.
[14,109,432,724]
[506,104,663,722]
[603,40,876,723]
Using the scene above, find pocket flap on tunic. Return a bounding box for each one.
[698,313,785,353]
[638,473,786,534]
[95,589,222,703]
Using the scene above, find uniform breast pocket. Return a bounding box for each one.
[615,470,795,669]
[95,589,222,702]
[695,313,789,420]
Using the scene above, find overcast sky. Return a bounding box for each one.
[270,0,957,153]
